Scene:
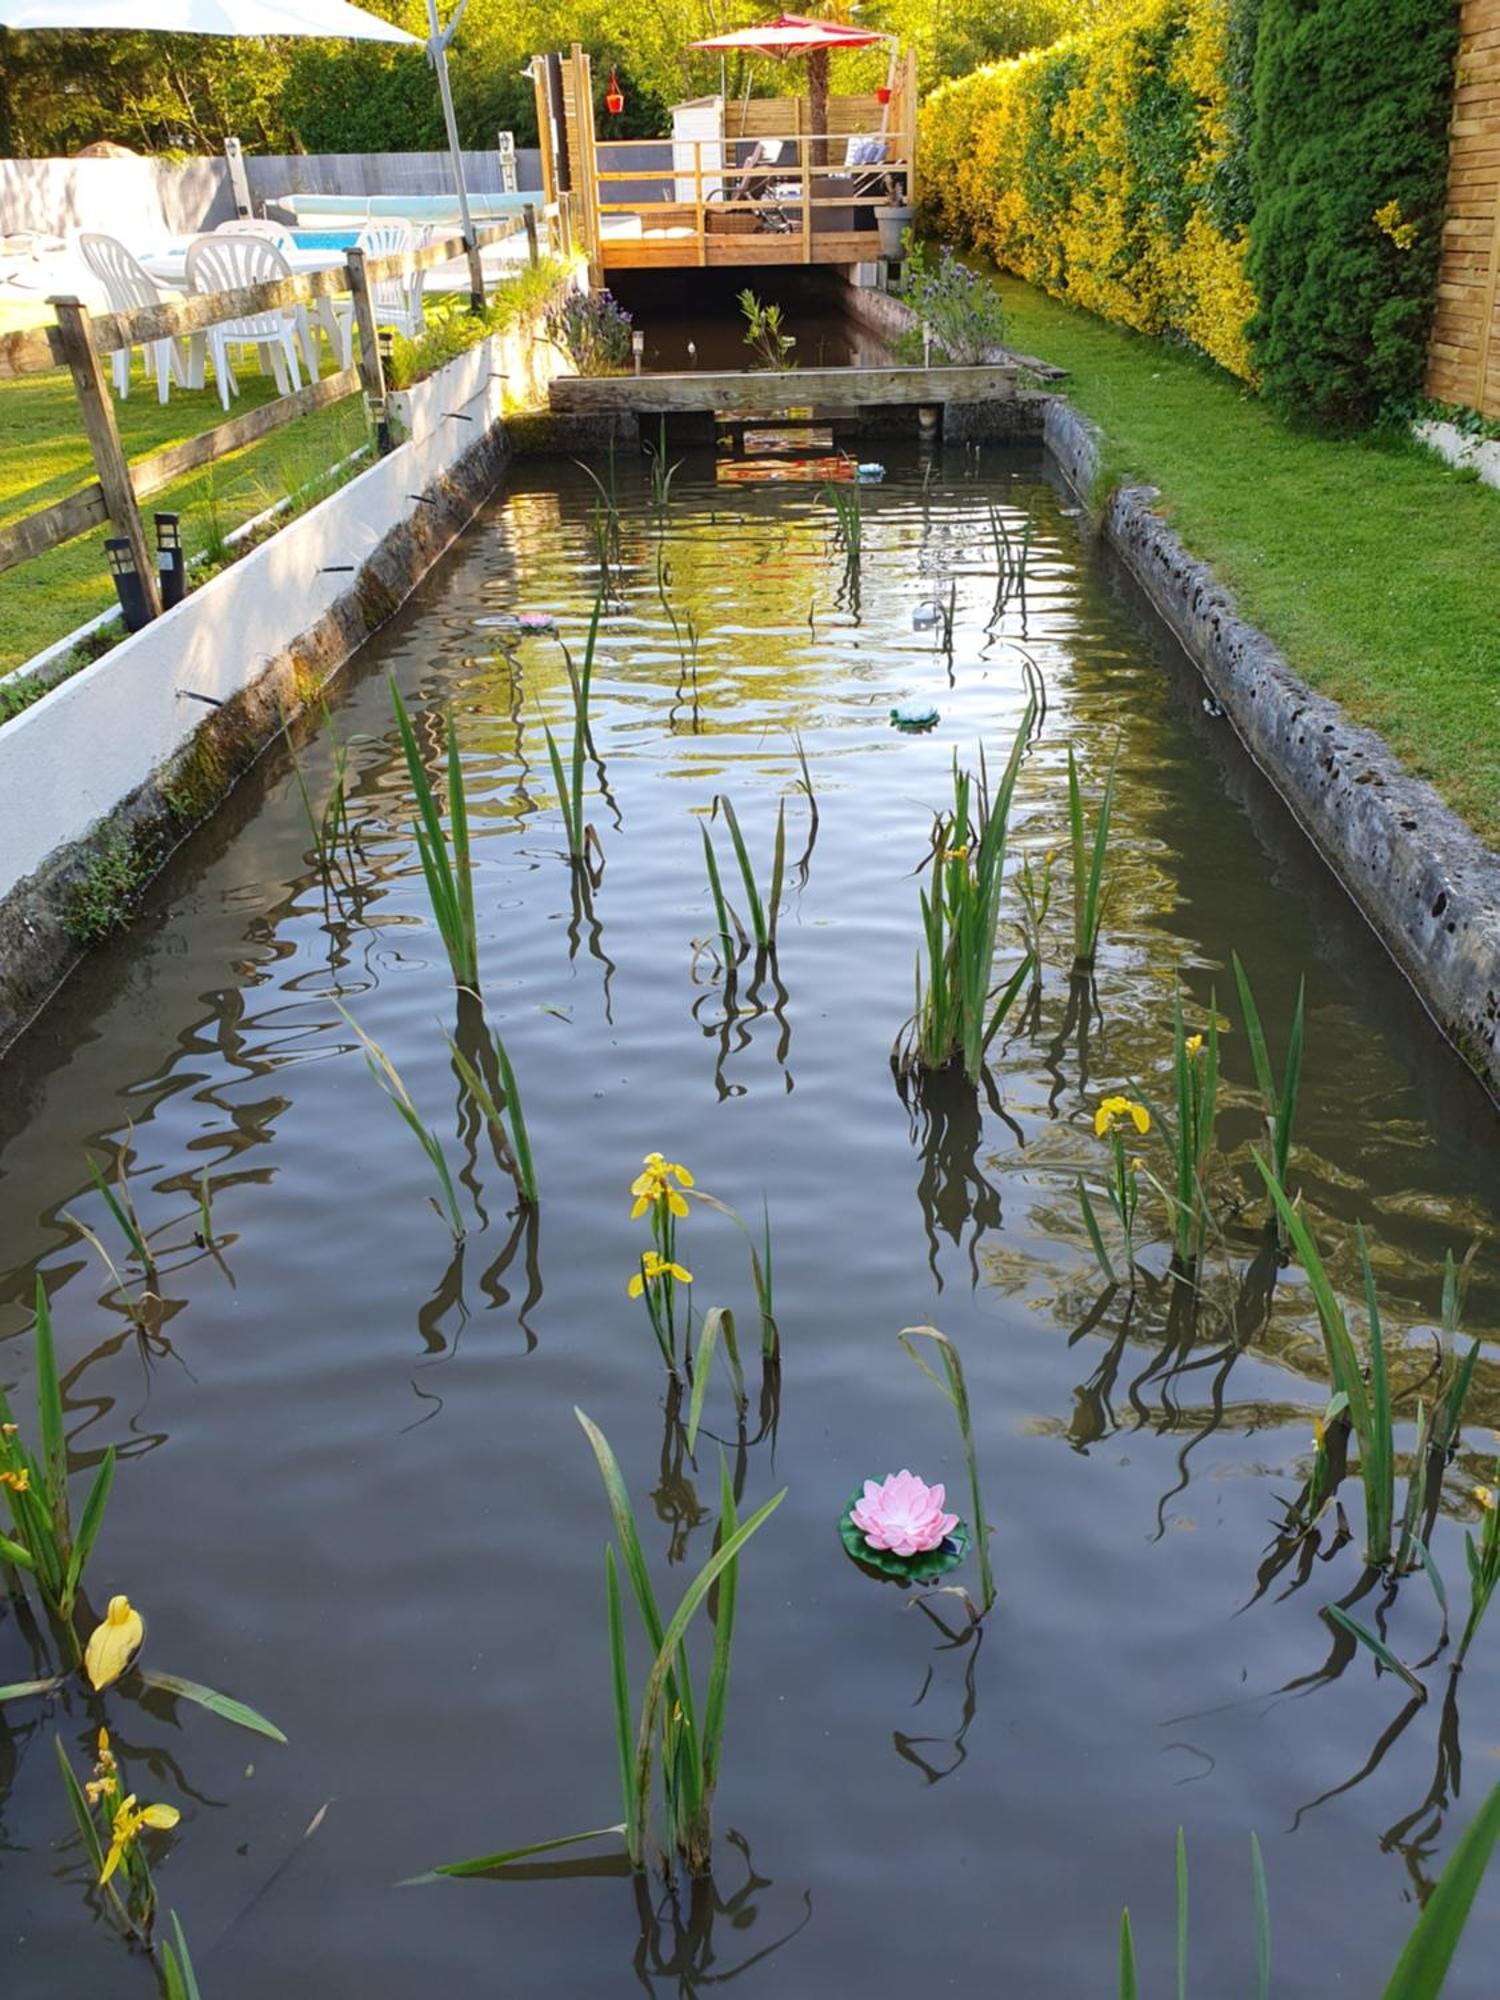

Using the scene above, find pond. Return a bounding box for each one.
[1,442,1498,1998]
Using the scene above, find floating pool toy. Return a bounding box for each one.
[856,462,886,483]
[890,702,939,732]
[912,604,938,630]
[838,1476,970,1584]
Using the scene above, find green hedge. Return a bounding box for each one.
[1245,0,1459,427]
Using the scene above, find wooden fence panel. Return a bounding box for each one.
[1428,0,1500,415]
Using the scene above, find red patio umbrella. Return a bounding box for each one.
[689,13,892,167]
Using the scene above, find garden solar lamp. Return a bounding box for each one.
[0,0,487,309]
[154,512,186,610]
[632,330,645,375]
[105,536,151,632]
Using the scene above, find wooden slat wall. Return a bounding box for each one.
[1427,0,1500,414]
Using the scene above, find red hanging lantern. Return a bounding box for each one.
[605,67,625,117]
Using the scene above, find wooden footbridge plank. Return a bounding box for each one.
[548,363,1019,416]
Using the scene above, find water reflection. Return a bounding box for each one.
[891,1600,984,1787]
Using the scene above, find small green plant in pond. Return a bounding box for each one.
[62,1142,161,1309]
[66,829,151,946]
[898,1326,995,1617]
[1014,847,1056,992]
[822,481,862,559]
[1382,1779,1500,1995]
[897,716,1034,1081]
[337,1007,465,1241]
[1162,1003,1219,1268]
[1067,743,1117,973]
[1231,953,1304,1210]
[1117,1829,1269,2000]
[738,289,797,371]
[701,795,786,958]
[426,1412,784,1881]
[285,699,359,895]
[647,415,682,512]
[390,679,478,992]
[1457,1472,1500,1668]
[543,596,603,870]
[57,1727,179,1946]
[1077,1095,1152,1286]
[445,1022,538,1207]
[630,1150,696,1372]
[159,1911,203,2000]
[0,1281,115,1653]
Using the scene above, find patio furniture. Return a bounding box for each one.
[77,232,193,403]
[184,232,305,411]
[327,221,428,370]
[212,217,296,250]
[705,140,797,235]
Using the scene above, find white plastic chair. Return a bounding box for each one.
[329,221,428,372]
[77,232,190,404]
[213,217,295,250]
[185,233,305,411]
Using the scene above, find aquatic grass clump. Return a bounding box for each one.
[390,679,478,992]
[427,1413,784,1881]
[1067,743,1117,973]
[1457,1471,1500,1667]
[1259,1163,1479,1574]
[1118,1829,1267,2000]
[896,714,1034,1082]
[0,1281,114,1650]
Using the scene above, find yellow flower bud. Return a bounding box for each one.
[84,1594,144,1691]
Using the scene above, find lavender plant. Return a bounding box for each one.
[892,241,1011,365]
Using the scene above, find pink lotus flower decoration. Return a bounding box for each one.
[517,610,556,631]
[850,1470,958,1557]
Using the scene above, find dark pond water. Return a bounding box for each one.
[2,445,1499,1998]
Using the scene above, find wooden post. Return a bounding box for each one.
[524,201,539,267]
[49,296,161,619]
[695,139,706,268]
[801,138,812,264]
[345,250,391,454]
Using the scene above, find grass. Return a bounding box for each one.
[0,343,368,677]
[988,270,1500,844]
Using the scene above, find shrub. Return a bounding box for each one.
[892,240,1012,362]
[386,258,573,391]
[919,0,1258,381]
[1246,0,1459,428]
[546,288,634,376]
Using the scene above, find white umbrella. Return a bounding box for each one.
[0,0,416,38]
[0,0,489,306]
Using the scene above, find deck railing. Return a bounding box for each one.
[0,207,553,628]
[589,134,914,266]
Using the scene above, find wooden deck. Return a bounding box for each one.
[598,229,885,271]
[549,363,1019,414]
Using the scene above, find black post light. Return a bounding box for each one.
[155,512,186,610]
[105,537,152,633]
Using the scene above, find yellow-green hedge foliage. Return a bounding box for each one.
[919,0,1257,380]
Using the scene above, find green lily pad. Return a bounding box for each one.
[838,1491,969,1583]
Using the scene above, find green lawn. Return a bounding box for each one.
[993,272,1500,846]
[0,343,368,678]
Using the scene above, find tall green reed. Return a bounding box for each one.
[1117,1830,1268,2000]
[647,416,682,513]
[390,679,478,991]
[0,1282,114,1651]
[543,597,602,869]
[1163,1000,1219,1267]
[898,710,1034,1081]
[898,1325,995,1617]
[337,1007,465,1240]
[445,1021,538,1207]
[702,795,786,957]
[1232,953,1304,1209]
[426,1413,784,1880]
[1067,743,1117,972]
[285,699,359,895]
[1458,1470,1500,1667]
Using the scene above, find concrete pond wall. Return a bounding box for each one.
[0,287,576,1054]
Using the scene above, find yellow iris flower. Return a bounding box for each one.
[99,1792,181,1886]
[1184,1034,1204,1056]
[628,1252,693,1299]
[86,1728,120,1806]
[84,1594,145,1692]
[0,1467,30,1492]
[1476,1485,1496,1513]
[629,1150,695,1220]
[1094,1096,1151,1139]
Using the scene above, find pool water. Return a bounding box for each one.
[0,446,1497,1996]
